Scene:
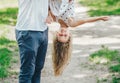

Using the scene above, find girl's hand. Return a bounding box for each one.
[100,16,109,21]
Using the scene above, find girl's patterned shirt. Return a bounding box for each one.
[49,0,75,26]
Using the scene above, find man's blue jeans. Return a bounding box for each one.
[15,29,48,83]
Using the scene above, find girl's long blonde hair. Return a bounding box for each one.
[52,33,72,76]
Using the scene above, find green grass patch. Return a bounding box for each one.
[0,48,12,78]
[0,36,16,78]
[89,46,120,64]
[109,64,120,73]
[0,1,18,79]
[112,76,120,83]
[0,36,12,45]
[89,45,120,82]
[0,7,18,25]
[79,0,120,16]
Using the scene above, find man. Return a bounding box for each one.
[15,0,53,83]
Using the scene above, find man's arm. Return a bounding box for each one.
[45,9,54,24]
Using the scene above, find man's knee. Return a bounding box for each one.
[36,62,45,71]
[20,49,36,66]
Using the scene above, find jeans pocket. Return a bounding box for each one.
[21,31,30,41]
[16,30,30,42]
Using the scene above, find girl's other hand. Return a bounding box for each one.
[100,16,109,21]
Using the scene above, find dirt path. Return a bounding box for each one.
[1,0,120,83]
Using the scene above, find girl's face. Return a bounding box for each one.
[56,28,70,43]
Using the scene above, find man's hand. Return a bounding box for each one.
[45,15,53,24]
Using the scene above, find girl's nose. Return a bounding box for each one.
[61,29,64,33]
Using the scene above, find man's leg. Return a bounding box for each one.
[16,30,39,83]
[32,29,48,83]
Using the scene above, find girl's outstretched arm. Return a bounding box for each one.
[68,16,109,27]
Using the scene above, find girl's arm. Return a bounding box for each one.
[68,16,109,27]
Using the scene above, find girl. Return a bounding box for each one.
[46,0,109,76]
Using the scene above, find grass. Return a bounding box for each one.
[0,25,17,78]
[111,73,120,83]
[0,37,13,45]
[89,46,120,64]
[0,37,16,78]
[110,64,120,73]
[0,0,18,25]
[0,0,18,79]
[112,76,120,83]
[0,8,18,26]
[0,48,12,78]
[89,45,120,82]
[79,0,120,16]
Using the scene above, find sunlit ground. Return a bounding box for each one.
[0,0,17,9]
